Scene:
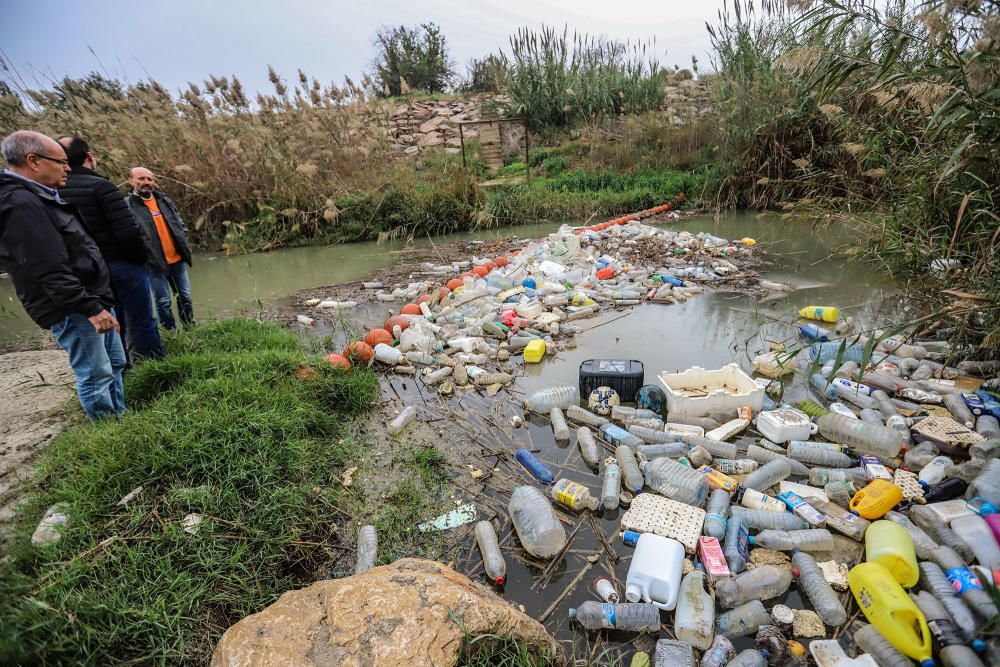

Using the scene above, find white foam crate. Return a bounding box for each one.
[620,493,706,554]
[658,363,764,418]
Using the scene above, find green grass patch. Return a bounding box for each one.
[0,319,378,665]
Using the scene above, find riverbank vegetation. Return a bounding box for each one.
[0,319,451,664]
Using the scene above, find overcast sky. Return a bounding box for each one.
[1,0,726,96]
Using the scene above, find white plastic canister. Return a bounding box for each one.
[625,533,685,610]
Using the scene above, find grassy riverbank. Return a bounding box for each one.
[0,319,450,665]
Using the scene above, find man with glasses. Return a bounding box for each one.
[0,130,126,419]
[127,167,194,329]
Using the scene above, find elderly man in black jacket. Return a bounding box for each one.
[0,130,126,419]
[58,136,164,360]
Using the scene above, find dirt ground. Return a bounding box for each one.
[0,350,77,523]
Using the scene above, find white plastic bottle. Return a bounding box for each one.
[524,386,579,412]
[387,406,417,435]
[550,407,570,443]
[674,566,714,650]
[355,525,377,574]
[740,488,786,513]
[508,485,567,559]
[474,521,506,585]
[576,426,600,471]
[715,565,792,608]
[951,513,1000,570]
[373,342,402,365]
[917,456,953,485]
[625,533,685,610]
[566,404,608,428]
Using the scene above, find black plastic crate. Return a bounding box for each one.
[579,359,645,402]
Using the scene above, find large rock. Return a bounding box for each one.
[211,559,562,667]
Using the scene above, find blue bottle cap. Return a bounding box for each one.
[622,530,640,546]
[747,536,756,545]
[971,639,986,652]
[919,660,936,667]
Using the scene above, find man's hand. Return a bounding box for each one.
[88,309,120,333]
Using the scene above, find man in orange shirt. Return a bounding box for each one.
[127,167,194,329]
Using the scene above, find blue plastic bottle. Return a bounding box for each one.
[516,448,554,484]
[810,373,839,400]
[807,341,865,364]
[800,323,832,341]
[658,274,684,287]
[724,515,750,574]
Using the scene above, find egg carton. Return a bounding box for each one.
[893,469,924,502]
[620,493,706,553]
[911,415,984,448]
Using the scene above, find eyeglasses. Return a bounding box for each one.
[29,153,70,167]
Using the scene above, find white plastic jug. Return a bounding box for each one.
[625,533,684,611]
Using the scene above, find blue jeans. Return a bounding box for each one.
[107,260,165,361]
[50,309,127,420]
[149,262,194,330]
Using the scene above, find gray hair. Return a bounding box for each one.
[1,130,51,167]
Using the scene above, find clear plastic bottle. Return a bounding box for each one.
[724,515,749,574]
[405,350,436,365]
[701,635,735,667]
[884,511,937,559]
[817,413,902,458]
[524,385,579,412]
[860,408,885,424]
[628,425,677,444]
[565,404,608,428]
[930,545,998,620]
[601,423,645,450]
[704,489,730,539]
[951,513,1000,570]
[680,433,738,459]
[825,480,856,507]
[969,437,1000,460]
[910,590,982,667]
[508,485,566,558]
[653,639,696,667]
[742,458,792,492]
[550,478,600,512]
[746,445,810,477]
[601,458,622,510]
[809,467,861,486]
[616,445,644,494]
[612,405,660,422]
[373,343,402,365]
[909,505,974,562]
[636,442,689,459]
[715,565,793,608]
[550,407,570,443]
[792,550,847,625]
[853,624,913,667]
[917,561,978,640]
[871,389,900,419]
[687,445,714,468]
[567,601,660,631]
[715,600,770,637]
[904,442,939,472]
[576,426,600,471]
[674,567,714,650]
[917,456,953,485]
[727,649,768,667]
[387,406,418,435]
[787,442,853,468]
[474,520,506,585]
[715,459,759,475]
[976,415,1000,439]
[750,529,834,552]
[972,459,1000,506]
[811,499,870,541]
[730,506,808,531]
[643,457,710,507]
[943,393,975,428]
[355,525,377,574]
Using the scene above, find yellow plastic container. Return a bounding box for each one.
[864,520,918,588]
[849,479,903,519]
[848,562,934,665]
[523,339,546,363]
[799,306,839,322]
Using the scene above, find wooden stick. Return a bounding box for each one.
[538,552,600,623]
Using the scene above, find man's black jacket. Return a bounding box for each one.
[59,165,147,264]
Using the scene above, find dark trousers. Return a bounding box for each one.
[149,261,194,330]
[107,260,165,361]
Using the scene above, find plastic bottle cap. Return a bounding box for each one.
[568,608,577,619]
[919,660,936,667]
[495,576,505,585]
[747,536,756,545]
[971,639,986,652]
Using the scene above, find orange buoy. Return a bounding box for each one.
[365,328,393,347]
[323,353,352,370]
[472,265,489,278]
[484,260,496,271]
[343,341,373,364]
[596,267,615,280]
[446,278,463,291]
[400,303,421,315]
[435,286,451,301]
[459,271,475,280]
[416,294,431,305]
[494,256,508,268]
[384,315,410,334]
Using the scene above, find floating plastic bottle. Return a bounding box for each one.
[355,525,377,574]
[628,425,678,444]
[715,564,793,608]
[918,456,953,485]
[930,545,998,620]
[701,635,735,667]
[568,601,660,631]
[849,562,935,666]
[787,442,853,468]
[731,505,808,531]
[373,342,402,365]
[951,513,1000,570]
[743,458,792,492]
[515,448,555,485]
[653,639,696,667]
[917,561,978,641]
[741,488,786,512]
[853,624,913,667]
[550,478,599,512]
[793,550,848,625]
[704,489,730,539]
[800,305,839,322]
[474,521,506,585]
[508,485,566,559]
[884,511,937,559]
[577,427,600,471]
[943,393,975,428]
[524,385,579,412]
[387,406,418,435]
[746,445,810,476]
[616,445,644,494]
[801,323,832,341]
[679,433,738,460]
[715,599,770,637]
[810,372,840,400]
[910,590,983,667]
[674,567,715,650]
[817,413,902,458]
[811,499,869,541]
[636,442,688,459]
[909,505,974,562]
[601,423,645,449]
[601,458,622,510]
[750,529,834,552]
[566,404,608,428]
[550,408,570,443]
[724,516,749,574]
[643,457,709,507]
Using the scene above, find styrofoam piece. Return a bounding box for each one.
[756,408,817,443]
[705,418,750,442]
[778,481,829,503]
[892,469,924,502]
[911,415,984,448]
[665,423,705,438]
[658,364,764,418]
[619,492,706,554]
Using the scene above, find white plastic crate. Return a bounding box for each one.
[658,363,764,418]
